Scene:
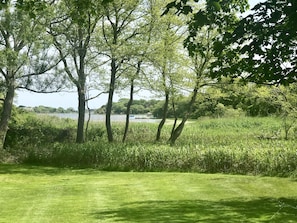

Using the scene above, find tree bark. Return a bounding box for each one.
[106,58,117,142]
[76,87,85,143]
[169,100,178,140]
[122,79,134,142]
[85,94,91,142]
[156,91,169,141]
[76,28,87,143]
[0,78,15,149]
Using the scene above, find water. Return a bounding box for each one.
[41,113,159,123]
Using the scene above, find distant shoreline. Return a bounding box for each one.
[38,113,159,123]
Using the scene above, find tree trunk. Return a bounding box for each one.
[85,95,91,142]
[122,79,134,142]
[0,79,15,149]
[156,91,169,141]
[106,58,117,142]
[76,87,85,143]
[169,87,198,146]
[169,100,178,141]
[169,118,186,146]
[123,62,141,142]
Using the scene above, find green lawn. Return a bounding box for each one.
[0,164,297,223]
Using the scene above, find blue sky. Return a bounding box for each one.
[15,0,262,109]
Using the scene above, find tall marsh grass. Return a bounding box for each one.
[23,140,297,177]
[15,116,297,177]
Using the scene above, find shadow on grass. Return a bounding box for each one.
[0,164,65,175]
[0,164,105,175]
[92,198,297,222]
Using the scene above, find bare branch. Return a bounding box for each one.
[86,91,109,101]
[18,86,64,94]
[21,57,63,78]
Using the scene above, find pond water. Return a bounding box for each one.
[41,113,160,123]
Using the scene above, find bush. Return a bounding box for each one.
[5,113,76,149]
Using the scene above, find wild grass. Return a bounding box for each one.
[6,115,295,177]
[1,164,297,223]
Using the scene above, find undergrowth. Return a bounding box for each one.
[3,114,297,177]
[21,140,297,177]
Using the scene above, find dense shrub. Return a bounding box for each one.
[4,113,76,149]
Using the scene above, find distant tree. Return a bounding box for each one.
[97,98,160,115]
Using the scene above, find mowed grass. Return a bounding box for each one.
[1,164,297,223]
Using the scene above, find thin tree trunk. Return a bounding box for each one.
[156,91,169,141]
[122,79,134,142]
[0,79,15,149]
[76,87,85,143]
[106,58,117,142]
[169,100,178,142]
[123,61,141,142]
[85,92,91,141]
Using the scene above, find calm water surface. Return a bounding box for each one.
[41,113,159,123]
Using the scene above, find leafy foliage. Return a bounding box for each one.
[212,0,297,85]
[4,111,76,149]
[97,98,160,114]
[163,0,248,56]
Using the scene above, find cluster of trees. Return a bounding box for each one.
[22,106,76,113]
[171,83,297,120]
[0,0,296,147]
[103,82,297,121]
[96,98,159,115]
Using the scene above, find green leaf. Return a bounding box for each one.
[211,1,221,11]
[162,2,177,16]
[193,11,209,27]
[181,5,193,15]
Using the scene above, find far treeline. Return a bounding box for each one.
[0,0,296,148]
[97,83,297,119]
[23,106,76,114]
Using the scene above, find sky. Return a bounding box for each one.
[16,90,109,110]
[15,0,262,110]
[16,89,148,110]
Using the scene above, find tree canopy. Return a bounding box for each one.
[164,0,296,85]
[212,0,297,85]
[163,0,249,56]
